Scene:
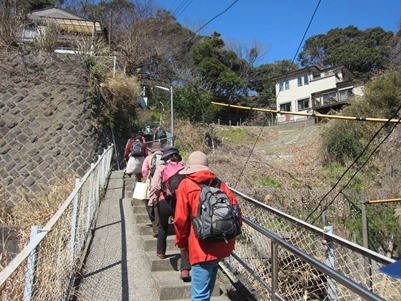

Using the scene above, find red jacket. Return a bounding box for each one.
[124,138,148,162]
[174,170,242,265]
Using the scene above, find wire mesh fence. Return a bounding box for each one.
[223,188,401,301]
[0,145,114,301]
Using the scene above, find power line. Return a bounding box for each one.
[172,0,191,18]
[175,0,193,19]
[193,0,238,34]
[232,0,322,188]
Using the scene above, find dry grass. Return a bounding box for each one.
[100,73,141,110]
[174,119,212,159]
[0,174,76,271]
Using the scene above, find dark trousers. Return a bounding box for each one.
[157,200,191,271]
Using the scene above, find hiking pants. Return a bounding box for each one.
[157,200,191,271]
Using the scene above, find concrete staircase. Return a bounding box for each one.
[124,177,232,301]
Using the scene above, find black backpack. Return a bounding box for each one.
[191,179,241,243]
[156,129,167,139]
[130,141,145,157]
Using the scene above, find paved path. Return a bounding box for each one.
[74,170,158,301]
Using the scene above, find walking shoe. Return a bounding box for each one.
[156,253,166,259]
[180,269,191,282]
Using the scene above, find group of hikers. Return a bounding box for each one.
[123,131,243,301]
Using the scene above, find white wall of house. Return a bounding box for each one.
[274,67,362,123]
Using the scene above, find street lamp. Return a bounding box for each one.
[155,85,174,146]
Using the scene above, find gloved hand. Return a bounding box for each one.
[147,205,155,221]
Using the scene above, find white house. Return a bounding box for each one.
[21,7,104,53]
[272,66,365,123]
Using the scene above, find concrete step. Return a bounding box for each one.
[153,270,223,300]
[136,222,175,236]
[142,234,176,252]
[145,250,183,272]
[134,213,151,224]
[137,223,155,235]
[133,205,148,214]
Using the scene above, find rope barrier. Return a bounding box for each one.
[211,102,401,124]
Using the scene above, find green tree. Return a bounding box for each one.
[174,81,218,123]
[190,33,249,103]
[298,26,394,76]
[248,60,298,108]
[322,69,401,165]
[19,0,55,11]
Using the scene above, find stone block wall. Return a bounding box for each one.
[0,50,109,204]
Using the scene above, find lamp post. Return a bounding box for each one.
[155,85,174,146]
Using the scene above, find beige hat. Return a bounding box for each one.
[151,142,162,152]
[179,151,210,175]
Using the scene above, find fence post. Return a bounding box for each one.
[324,226,338,301]
[86,163,95,231]
[23,226,41,301]
[361,191,373,289]
[271,241,278,300]
[69,178,80,266]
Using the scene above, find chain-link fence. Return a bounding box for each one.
[222,188,401,301]
[0,145,114,301]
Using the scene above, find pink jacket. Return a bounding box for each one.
[142,150,163,180]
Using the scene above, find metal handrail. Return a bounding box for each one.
[230,186,394,265]
[235,217,385,301]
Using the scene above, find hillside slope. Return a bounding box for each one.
[207,119,401,224]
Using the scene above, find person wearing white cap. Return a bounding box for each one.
[174,151,242,300]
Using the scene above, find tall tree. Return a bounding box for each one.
[298,26,394,76]
[248,60,298,108]
[190,32,249,103]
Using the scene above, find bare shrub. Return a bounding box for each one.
[100,73,141,110]
[174,119,212,158]
[32,21,60,52]
[0,3,25,48]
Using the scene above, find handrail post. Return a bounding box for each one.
[361,191,373,289]
[23,226,41,301]
[69,178,81,266]
[271,241,278,300]
[324,226,338,300]
[86,163,95,231]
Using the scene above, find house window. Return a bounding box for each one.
[304,74,309,85]
[339,89,352,101]
[298,76,303,87]
[279,79,290,91]
[297,98,309,111]
[280,102,291,112]
[322,91,337,104]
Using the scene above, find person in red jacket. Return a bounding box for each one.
[174,151,242,300]
[124,133,148,164]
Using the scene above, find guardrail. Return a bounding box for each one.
[222,188,400,300]
[0,145,114,301]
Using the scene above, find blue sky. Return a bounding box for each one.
[155,0,401,66]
